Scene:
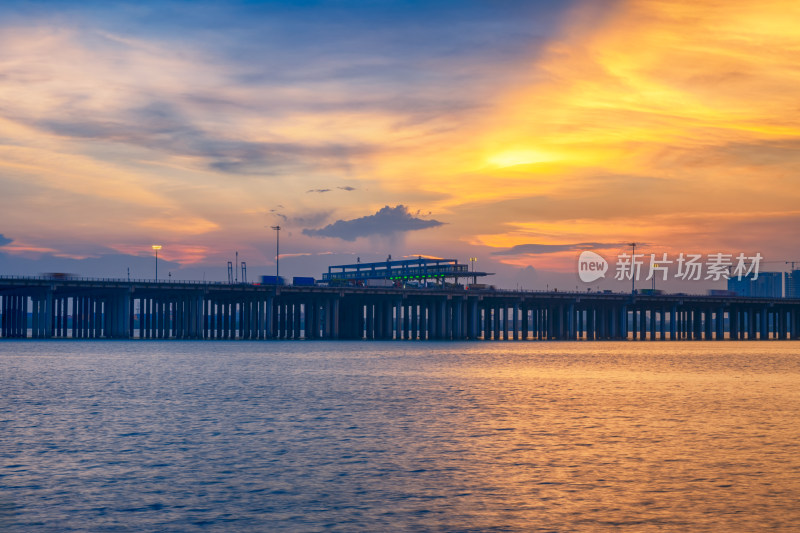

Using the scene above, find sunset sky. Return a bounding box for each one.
[1,0,799,290]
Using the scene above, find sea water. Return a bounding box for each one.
[2,340,800,531]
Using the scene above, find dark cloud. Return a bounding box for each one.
[302,205,443,241]
[307,186,358,193]
[493,242,625,256]
[0,234,11,246]
[292,211,332,228]
[269,209,288,222]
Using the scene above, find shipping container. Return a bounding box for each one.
[365,279,393,287]
[638,289,663,295]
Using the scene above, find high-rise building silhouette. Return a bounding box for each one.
[728,271,783,297]
[786,270,800,298]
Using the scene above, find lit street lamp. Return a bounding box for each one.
[653,262,658,292]
[469,257,477,284]
[152,245,162,281]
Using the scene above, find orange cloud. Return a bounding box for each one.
[436,0,800,255]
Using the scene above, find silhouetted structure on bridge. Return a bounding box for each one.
[322,257,490,286]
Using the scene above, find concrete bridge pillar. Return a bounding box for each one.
[639,308,647,341]
[567,303,575,340]
[411,303,419,340]
[669,306,677,340]
[331,298,340,339]
[315,298,323,339]
[278,302,287,339]
[437,299,446,340]
[542,306,550,340]
[375,300,385,339]
[366,302,375,340]
[648,308,655,341]
[210,300,217,339]
[44,291,54,339]
[31,295,40,338]
[321,298,330,339]
[401,303,409,340]
[395,300,403,340]
[454,299,464,340]
[615,306,623,339]
[780,309,788,340]
[254,298,263,340]
[521,305,529,341]
[480,304,488,340]
[381,300,391,340]
[355,301,364,340]
[417,301,426,340]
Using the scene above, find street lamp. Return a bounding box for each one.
[653,261,657,292]
[152,245,162,281]
[628,242,637,294]
[271,225,281,284]
[469,257,477,284]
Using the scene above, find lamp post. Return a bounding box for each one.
[469,257,477,284]
[152,245,162,281]
[653,262,657,292]
[271,225,281,284]
[628,242,637,294]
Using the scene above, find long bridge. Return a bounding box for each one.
[1,276,799,341]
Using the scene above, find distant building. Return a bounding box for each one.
[727,271,783,298]
[787,270,800,299]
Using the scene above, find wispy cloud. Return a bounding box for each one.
[493,242,625,256]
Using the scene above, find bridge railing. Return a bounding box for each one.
[0,275,230,285]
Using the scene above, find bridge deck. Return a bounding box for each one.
[1,277,798,340]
